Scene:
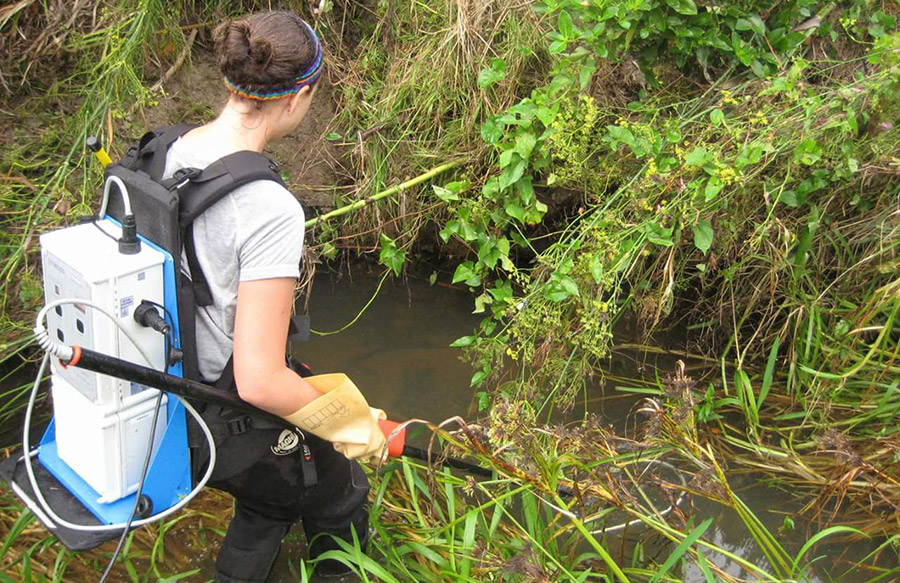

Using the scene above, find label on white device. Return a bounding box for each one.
[120,295,134,318]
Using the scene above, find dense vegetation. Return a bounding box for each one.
[1,0,898,581]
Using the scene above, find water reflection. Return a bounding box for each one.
[292,265,480,426]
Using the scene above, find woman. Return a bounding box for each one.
[161,11,384,582]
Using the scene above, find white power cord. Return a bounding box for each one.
[96,175,132,220]
[23,297,216,532]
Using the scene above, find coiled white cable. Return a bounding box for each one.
[97,175,132,220]
[538,459,687,535]
[586,459,687,534]
[24,298,216,532]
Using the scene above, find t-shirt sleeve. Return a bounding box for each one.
[236,184,305,282]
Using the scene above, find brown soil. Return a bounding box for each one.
[139,49,345,210]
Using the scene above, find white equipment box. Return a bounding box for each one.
[51,375,167,502]
[40,220,169,501]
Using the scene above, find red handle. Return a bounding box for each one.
[378,419,406,458]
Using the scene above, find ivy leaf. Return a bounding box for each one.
[644,222,674,247]
[473,293,491,314]
[535,106,556,127]
[684,147,710,167]
[544,286,570,302]
[450,335,475,347]
[515,132,537,160]
[378,234,406,276]
[515,175,534,205]
[793,139,823,165]
[443,180,472,194]
[560,276,580,297]
[666,0,697,16]
[452,262,481,286]
[505,202,526,221]
[692,219,714,255]
[607,125,636,149]
[439,220,458,243]
[704,176,724,201]
[477,238,502,269]
[487,280,513,303]
[481,117,503,145]
[500,157,527,190]
[778,189,805,208]
[543,274,579,302]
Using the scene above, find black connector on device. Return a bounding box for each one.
[86,136,101,153]
[118,214,141,255]
[134,301,169,336]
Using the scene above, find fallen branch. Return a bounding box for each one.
[305,161,461,228]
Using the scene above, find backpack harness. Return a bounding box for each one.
[105,125,315,483]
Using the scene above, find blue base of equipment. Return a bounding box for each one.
[37,399,192,525]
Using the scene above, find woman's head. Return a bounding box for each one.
[213,11,323,102]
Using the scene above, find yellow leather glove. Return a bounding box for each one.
[282,373,387,462]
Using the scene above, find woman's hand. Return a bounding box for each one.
[232,277,322,415]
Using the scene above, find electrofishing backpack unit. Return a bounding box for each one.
[0,126,285,551]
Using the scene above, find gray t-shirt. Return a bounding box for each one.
[163,138,304,381]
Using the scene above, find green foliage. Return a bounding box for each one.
[0,0,185,347]
[378,234,406,276]
[537,0,895,83]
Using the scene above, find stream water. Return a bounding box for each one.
[283,265,889,583]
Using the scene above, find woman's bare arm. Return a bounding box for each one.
[232,277,322,415]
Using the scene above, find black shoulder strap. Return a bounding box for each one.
[122,124,198,178]
[172,151,286,225]
[173,151,286,307]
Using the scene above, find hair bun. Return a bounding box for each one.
[214,20,253,77]
[214,11,320,93]
[250,39,273,69]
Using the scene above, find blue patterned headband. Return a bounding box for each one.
[225,18,324,101]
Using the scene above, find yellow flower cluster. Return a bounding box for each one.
[718,166,739,185]
[720,89,739,106]
[749,110,769,125]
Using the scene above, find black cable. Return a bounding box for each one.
[91,220,120,245]
[144,299,177,359]
[98,389,165,583]
[99,298,173,580]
